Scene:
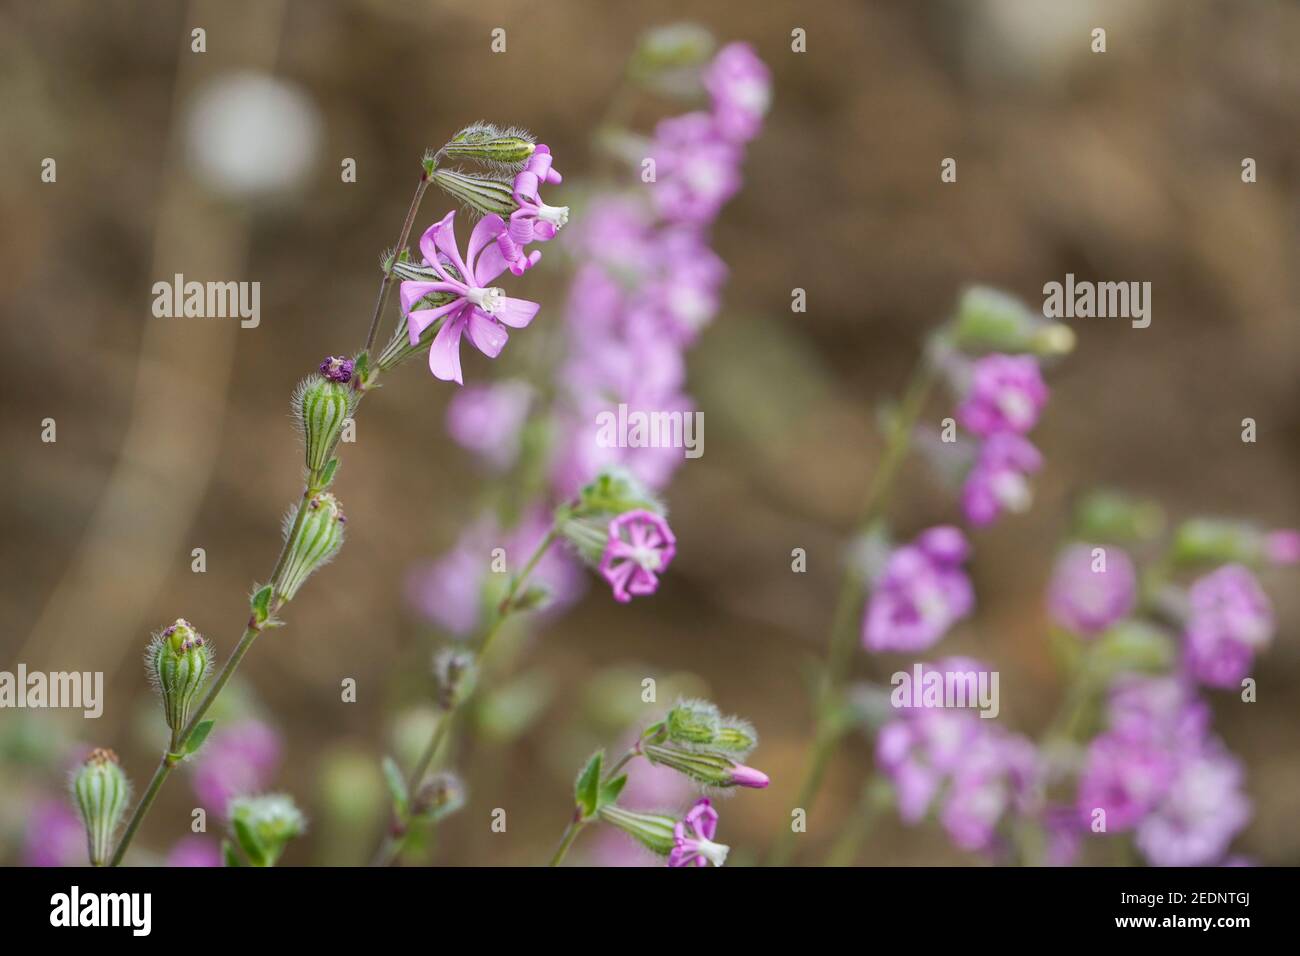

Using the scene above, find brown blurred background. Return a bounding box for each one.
[1,0,1297,866]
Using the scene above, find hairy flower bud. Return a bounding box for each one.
[433,648,477,710]
[411,772,466,822]
[276,492,346,602]
[442,123,537,167]
[665,699,721,745]
[431,168,518,218]
[597,805,678,856]
[712,718,758,757]
[146,618,214,735]
[293,373,356,475]
[71,748,131,866]
[227,793,306,867]
[643,742,769,789]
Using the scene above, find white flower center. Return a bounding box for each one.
[996,391,1033,428]
[538,203,569,228]
[466,286,504,314]
[992,472,1031,512]
[628,544,662,572]
[694,835,730,867]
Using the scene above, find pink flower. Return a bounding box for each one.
[1182,564,1274,688]
[399,210,540,384]
[649,112,741,225]
[669,798,729,867]
[961,433,1043,527]
[1264,529,1300,565]
[189,720,282,814]
[863,526,974,652]
[500,145,567,275]
[446,379,534,471]
[957,354,1049,437]
[1047,543,1138,637]
[599,510,676,603]
[704,42,772,143]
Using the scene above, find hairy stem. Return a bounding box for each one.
[767,351,937,866]
[364,171,432,354]
[108,168,433,865]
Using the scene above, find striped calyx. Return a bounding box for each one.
[72,748,131,866]
[276,492,346,602]
[147,618,214,733]
[442,123,536,166]
[431,168,519,218]
[294,373,355,474]
[597,805,677,856]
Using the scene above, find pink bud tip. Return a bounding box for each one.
[729,764,770,789]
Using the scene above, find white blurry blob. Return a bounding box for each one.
[185,71,321,200]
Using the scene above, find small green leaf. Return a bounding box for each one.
[183,719,216,756]
[575,750,603,819]
[598,774,627,810]
[221,839,244,868]
[233,817,268,867]
[382,756,409,817]
[250,584,274,624]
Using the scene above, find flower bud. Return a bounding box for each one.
[712,718,758,757]
[431,168,519,218]
[1171,518,1271,568]
[951,286,1052,354]
[1072,490,1165,543]
[293,373,356,475]
[665,699,721,746]
[71,748,131,866]
[442,123,537,167]
[433,648,477,710]
[146,618,214,735]
[411,772,466,822]
[597,805,677,856]
[227,793,306,867]
[642,742,770,789]
[276,492,346,602]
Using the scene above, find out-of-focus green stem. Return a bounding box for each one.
[768,351,938,867]
[374,531,559,866]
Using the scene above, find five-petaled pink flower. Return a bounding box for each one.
[399,210,540,385]
[599,509,676,603]
[669,798,729,868]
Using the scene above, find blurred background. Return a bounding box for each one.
[1,0,1297,866]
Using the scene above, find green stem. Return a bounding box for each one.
[108,167,430,866]
[364,171,431,354]
[373,530,559,866]
[547,746,641,867]
[767,351,938,867]
[548,815,586,867]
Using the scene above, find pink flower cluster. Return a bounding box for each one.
[875,658,1040,853]
[552,43,770,498]
[955,354,1049,527]
[1076,675,1250,865]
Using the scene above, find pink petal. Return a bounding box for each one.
[418,212,457,268]
[474,241,510,285]
[494,296,539,329]
[465,309,508,359]
[466,214,506,277]
[428,314,465,384]
[407,300,464,345]
[400,281,460,316]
